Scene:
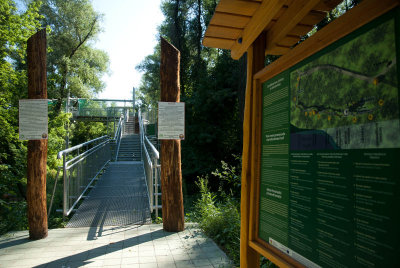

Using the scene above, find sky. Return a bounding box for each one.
[92,0,164,101]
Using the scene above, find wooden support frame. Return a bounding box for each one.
[230,0,284,59]
[240,0,400,267]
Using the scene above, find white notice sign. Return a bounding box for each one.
[158,102,185,140]
[19,99,48,140]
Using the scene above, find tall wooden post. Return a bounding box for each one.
[240,33,266,267]
[160,37,184,232]
[26,29,48,240]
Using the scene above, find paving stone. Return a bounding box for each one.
[192,258,212,267]
[175,260,194,268]
[156,261,176,268]
[139,262,158,268]
[0,224,232,268]
[121,256,140,265]
[172,253,191,261]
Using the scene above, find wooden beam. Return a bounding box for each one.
[266,46,291,56]
[216,0,260,16]
[255,0,399,82]
[266,0,320,51]
[313,0,342,11]
[231,0,284,60]
[211,11,251,28]
[301,10,328,26]
[240,32,266,268]
[26,29,48,240]
[274,35,299,47]
[160,37,185,232]
[202,36,236,50]
[249,241,301,268]
[205,25,242,40]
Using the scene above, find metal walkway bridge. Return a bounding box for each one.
[49,109,160,228]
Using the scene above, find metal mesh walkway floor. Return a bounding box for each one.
[66,161,151,228]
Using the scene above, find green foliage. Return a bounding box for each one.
[0,0,109,235]
[40,0,109,101]
[190,177,241,265]
[135,48,160,110]
[153,216,163,224]
[137,1,246,184]
[47,111,69,174]
[212,156,241,199]
[190,160,277,267]
[0,201,28,235]
[0,0,43,235]
[70,121,107,146]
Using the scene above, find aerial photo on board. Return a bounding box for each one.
[290,18,399,150]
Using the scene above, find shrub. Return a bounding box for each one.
[190,176,241,265]
[190,160,277,267]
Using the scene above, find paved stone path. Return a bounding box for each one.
[0,224,233,268]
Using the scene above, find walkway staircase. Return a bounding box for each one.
[66,162,151,227]
[64,113,153,228]
[124,115,135,135]
[117,134,141,161]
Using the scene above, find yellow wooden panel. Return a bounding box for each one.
[205,25,242,40]
[231,0,284,59]
[210,12,251,29]
[202,36,235,50]
[266,0,320,51]
[216,0,260,17]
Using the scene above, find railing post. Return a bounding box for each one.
[150,161,154,212]
[154,156,158,218]
[62,154,67,218]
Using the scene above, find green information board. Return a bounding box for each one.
[259,10,400,268]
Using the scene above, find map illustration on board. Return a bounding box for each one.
[290,18,399,150]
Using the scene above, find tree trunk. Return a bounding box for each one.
[26,29,48,240]
[160,37,185,232]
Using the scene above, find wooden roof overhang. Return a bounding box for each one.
[203,0,343,59]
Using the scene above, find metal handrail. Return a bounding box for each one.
[56,135,111,217]
[139,109,161,217]
[114,117,122,140]
[48,105,130,219]
[145,135,159,159]
[57,135,108,159]
[114,116,124,161]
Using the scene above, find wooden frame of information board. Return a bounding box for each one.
[245,1,400,267]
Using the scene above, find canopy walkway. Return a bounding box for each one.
[66,161,151,227]
[50,107,161,228]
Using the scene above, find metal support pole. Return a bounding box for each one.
[62,154,67,219]
[132,86,135,116]
[150,161,154,212]
[154,157,158,218]
[65,92,70,150]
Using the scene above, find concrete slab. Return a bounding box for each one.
[0,224,233,268]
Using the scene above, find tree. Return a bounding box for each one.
[39,0,109,103]
[136,47,161,111]
[137,0,246,189]
[0,0,43,234]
